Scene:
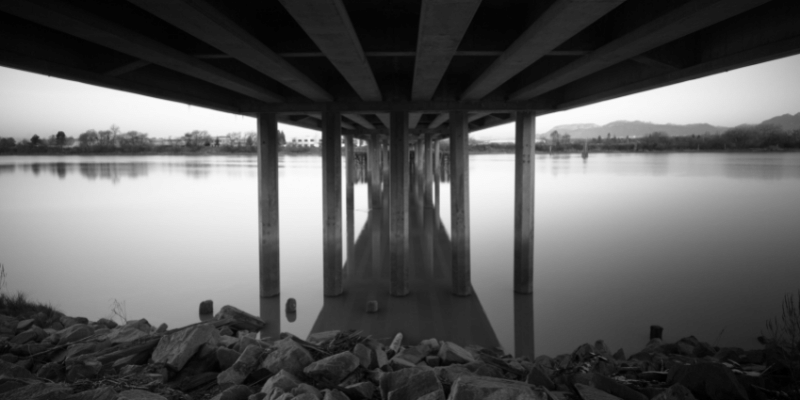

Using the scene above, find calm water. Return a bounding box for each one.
[1,152,799,357]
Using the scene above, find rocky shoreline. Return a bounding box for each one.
[0,303,795,400]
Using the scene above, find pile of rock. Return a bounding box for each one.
[0,305,794,400]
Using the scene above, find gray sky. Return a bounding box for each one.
[1,54,799,141]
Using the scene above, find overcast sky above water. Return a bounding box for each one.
[0,54,799,141]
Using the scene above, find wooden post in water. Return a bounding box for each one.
[424,133,434,208]
[322,112,343,297]
[257,113,280,297]
[450,110,472,296]
[369,137,382,209]
[390,111,409,296]
[514,111,535,294]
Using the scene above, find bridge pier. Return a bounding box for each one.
[345,134,355,275]
[514,111,535,293]
[450,110,472,296]
[424,133,434,208]
[322,112,343,297]
[389,111,410,296]
[257,113,280,298]
[368,137,382,210]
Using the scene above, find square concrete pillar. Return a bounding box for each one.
[258,113,280,298]
[389,111,409,296]
[322,112,343,297]
[450,110,471,296]
[514,111,535,294]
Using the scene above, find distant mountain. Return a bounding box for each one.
[543,120,729,140]
[760,112,800,131]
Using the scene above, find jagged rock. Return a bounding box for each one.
[426,356,440,367]
[388,357,416,370]
[57,324,94,345]
[217,347,242,370]
[60,316,80,328]
[218,344,265,386]
[1,382,72,400]
[107,319,152,345]
[175,371,217,392]
[322,389,350,400]
[10,342,50,356]
[119,365,145,376]
[111,350,152,369]
[95,319,118,330]
[200,300,214,315]
[307,330,340,345]
[262,337,314,376]
[0,315,19,338]
[588,373,649,400]
[220,335,238,348]
[526,364,556,390]
[434,364,475,386]
[249,394,267,400]
[389,333,403,354]
[15,319,35,332]
[652,384,697,400]
[211,384,253,400]
[304,351,360,384]
[11,326,44,344]
[261,369,301,398]
[437,341,475,365]
[393,345,428,364]
[352,343,372,368]
[575,383,623,400]
[449,376,546,400]
[236,336,270,353]
[215,306,265,331]
[292,383,323,399]
[668,362,748,400]
[156,323,168,333]
[64,386,118,400]
[0,359,35,379]
[675,337,715,358]
[151,323,219,371]
[0,353,18,363]
[66,341,109,361]
[294,394,319,400]
[117,389,168,399]
[380,368,444,400]
[36,361,65,381]
[49,321,64,331]
[345,382,375,399]
[66,360,103,383]
[613,349,626,361]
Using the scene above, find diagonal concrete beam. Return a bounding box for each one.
[279,0,382,102]
[128,0,332,101]
[460,0,625,101]
[412,0,482,101]
[510,0,774,100]
[0,0,283,103]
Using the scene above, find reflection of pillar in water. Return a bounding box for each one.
[260,295,282,340]
[369,209,383,277]
[514,292,534,358]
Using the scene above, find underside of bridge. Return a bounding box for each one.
[2,0,799,300]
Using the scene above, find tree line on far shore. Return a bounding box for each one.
[0,125,290,155]
[2,123,800,155]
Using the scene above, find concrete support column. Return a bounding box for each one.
[369,137,382,209]
[434,140,440,212]
[514,111,535,294]
[450,110,472,296]
[424,133,433,208]
[345,134,355,274]
[322,112,343,296]
[258,113,280,298]
[389,111,409,296]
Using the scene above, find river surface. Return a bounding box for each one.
[1,152,799,357]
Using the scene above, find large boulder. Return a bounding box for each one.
[379,368,444,400]
[58,324,95,345]
[1,382,72,400]
[668,362,748,400]
[211,384,252,400]
[448,376,546,400]
[0,358,37,380]
[117,389,168,399]
[215,306,265,331]
[217,347,242,370]
[218,344,265,386]
[64,386,118,400]
[107,319,152,345]
[261,369,301,398]
[437,341,475,365]
[304,351,360,384]
[151,323,219,371]
[10,326,45,344]
[262,337,314,376]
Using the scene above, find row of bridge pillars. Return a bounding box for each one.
[257,110,536,298]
